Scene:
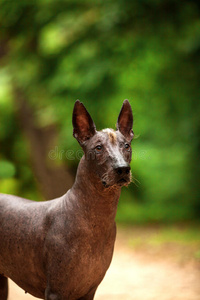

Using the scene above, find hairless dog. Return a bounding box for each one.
[0,99,134,300]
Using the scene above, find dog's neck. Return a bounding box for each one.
[66,156,121,226]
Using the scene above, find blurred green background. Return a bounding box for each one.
[0,0,200,223]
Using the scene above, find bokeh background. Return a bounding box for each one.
[0,0,200,224]
[1,1,200,299]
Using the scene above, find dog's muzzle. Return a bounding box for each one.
[102,165,131,188]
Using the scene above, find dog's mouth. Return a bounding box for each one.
[102,177,130,188]
[117,178,128,185]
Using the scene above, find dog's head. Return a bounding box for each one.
[72,100,134,189]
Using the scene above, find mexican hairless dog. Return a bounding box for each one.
[0,99,134,300]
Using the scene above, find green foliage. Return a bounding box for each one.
[0,0,200,221]
[0,160,16,179]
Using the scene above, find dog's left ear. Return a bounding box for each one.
[116,100,134,142]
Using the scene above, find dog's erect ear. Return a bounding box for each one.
[72,100,96,144]
[116,100,134,142]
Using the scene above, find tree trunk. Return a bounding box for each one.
[13,86,74,200]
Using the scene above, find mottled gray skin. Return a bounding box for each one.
[0,100,134,300]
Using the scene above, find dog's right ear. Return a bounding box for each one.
[72,100,96,145]
[116,100,134,142]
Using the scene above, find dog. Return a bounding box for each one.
[0,99,133,299]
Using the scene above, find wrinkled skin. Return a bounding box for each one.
[0,100,134,300]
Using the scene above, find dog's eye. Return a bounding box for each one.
[95,145,103,152]
[125,143,130,150]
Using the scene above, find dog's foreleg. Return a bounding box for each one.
[0,275,8,300]
[77,287,97,300]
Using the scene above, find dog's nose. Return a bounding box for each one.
[115,166,130,176]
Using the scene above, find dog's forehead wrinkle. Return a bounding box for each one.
[89,132,106,145]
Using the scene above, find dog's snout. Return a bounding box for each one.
[115,165,130,176]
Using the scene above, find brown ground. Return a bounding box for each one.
[8,226,200,300]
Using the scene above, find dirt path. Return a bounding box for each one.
[8,226,200,300]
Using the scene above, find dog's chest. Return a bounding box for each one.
[46,222,116,297]
[68,228,116,297]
